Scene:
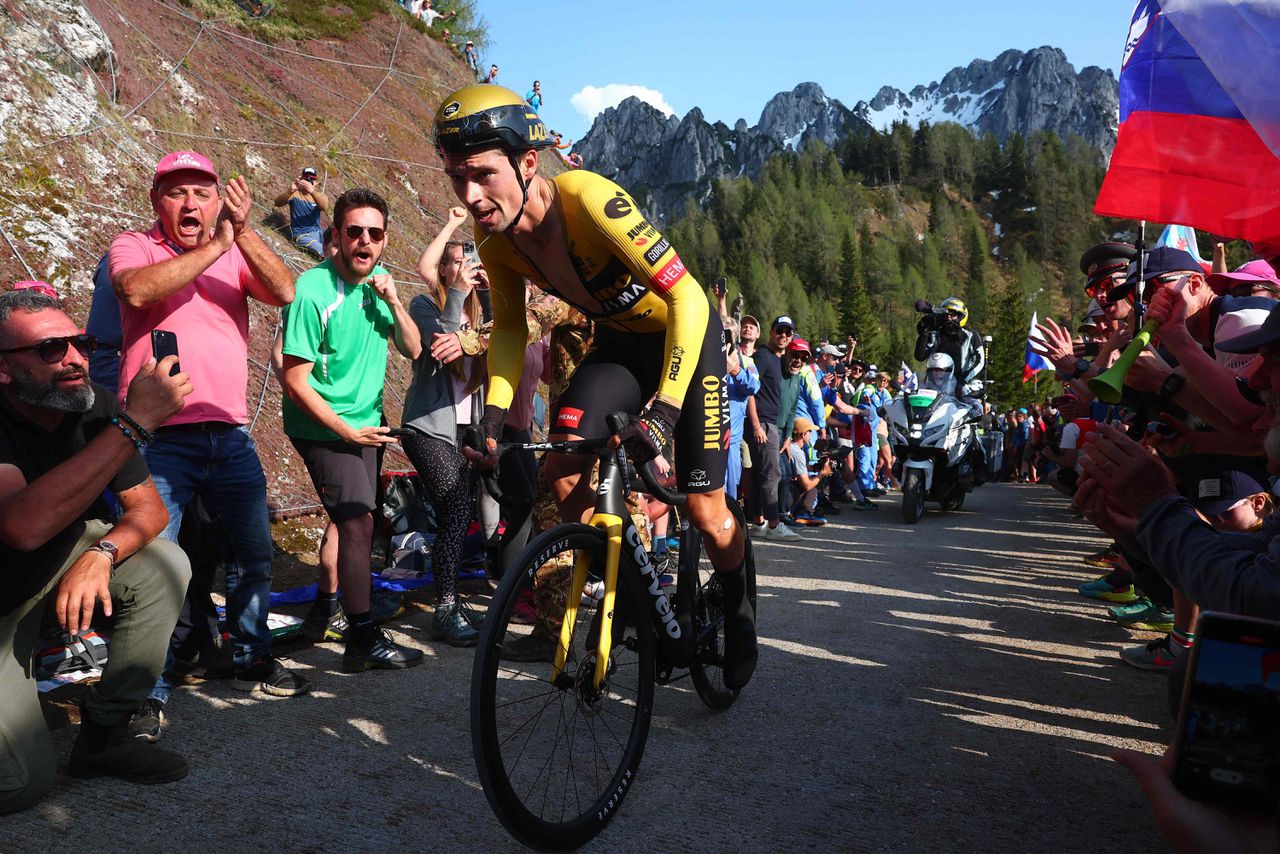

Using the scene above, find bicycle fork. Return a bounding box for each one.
[553,513,622,691]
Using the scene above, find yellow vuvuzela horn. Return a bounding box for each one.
[1087,318,1162,404]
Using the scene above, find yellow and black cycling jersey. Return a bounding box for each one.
[479,169,709,412]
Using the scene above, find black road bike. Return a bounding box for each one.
[468,413,757,849]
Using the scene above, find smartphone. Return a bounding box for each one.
[462,241,479,265]
[150,329,180,376]
[1171,611,1280,815]
[723,328,734,351]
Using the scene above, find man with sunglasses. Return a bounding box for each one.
[0,288,194,811]
[281,188,424,672]
[109,151,308,710]
[746,316,800,541]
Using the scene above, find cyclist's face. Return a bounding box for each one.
[443,148,532,234]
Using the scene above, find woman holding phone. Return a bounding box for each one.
[400,207,490,646]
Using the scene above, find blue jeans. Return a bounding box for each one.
[144,426,274,702]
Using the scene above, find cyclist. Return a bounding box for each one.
[433,85,757,690]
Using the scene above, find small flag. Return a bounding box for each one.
[899,361,918,392]
[1155,224,1211,273]
[1024,312,1053,382]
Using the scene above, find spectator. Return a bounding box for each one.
[778,337,823,520]
[0,288,192,812]
[724,318,759,501]
[746,316,799,541]
[872,372,896,489]
[400,207,491,646]
[109,151,309,718]
[786,416,828,525]
[565,152,583,169]
[525,80,542,114]
[84,255,122,394]
[463,40,480,79]
[281,188,424,671]
[272,167,329,258]
[484,64,499,85]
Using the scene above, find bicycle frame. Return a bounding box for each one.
[552,447,687,690]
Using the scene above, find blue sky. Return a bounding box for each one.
[472,0,1131,143]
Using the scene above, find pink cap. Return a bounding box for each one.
[1207,259,1280,293]
[153,151,219,186]
[11,280,59,298]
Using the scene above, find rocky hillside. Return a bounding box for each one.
[576,46,1117,220]
[0,0,541,512]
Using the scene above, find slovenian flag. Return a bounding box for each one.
[1094,0,1280,253]
[1024,312,1053,382]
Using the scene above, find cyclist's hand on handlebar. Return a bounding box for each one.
[462,436,499,470]
[613,401,679,465]
[462,405,506,470]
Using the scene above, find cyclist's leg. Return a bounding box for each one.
[671,319,757,690]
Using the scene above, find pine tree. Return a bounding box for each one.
[964,219,989,327]
[838,229,879,346]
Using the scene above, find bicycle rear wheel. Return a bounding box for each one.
[471,524,656,850]
[683,499,758,711]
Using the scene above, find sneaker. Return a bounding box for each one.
[302,604,348,643]
[1084,546,1121,569]
[342,628,424,672]
[1123,612,1176,633]
[1120,635,1178,671]
[1077,577,1139,603]
[814,495,841,516]
[765,522,801,542]
[792,511,827,527]
[371,587,405,623]
[127,699,164,744]
[68,714,188,784]
[663,536,680,551]
[1108,597,1157,621]
[852,499,876,511]
[500,632,557,663]
[581,579,605,606]
[428,602,480,647]
[231,657,312,697]
[748,522,767,538]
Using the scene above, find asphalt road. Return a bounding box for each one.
[7,483,1171,853]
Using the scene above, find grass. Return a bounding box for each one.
[175,0,487,46]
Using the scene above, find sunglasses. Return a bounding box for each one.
[774,328,794,336]
[0,333,98,363]
[343,224,386,242]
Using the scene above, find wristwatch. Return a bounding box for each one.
[1071,358,1091,379]
[86,540,120,574]
[1159,373,1186,404]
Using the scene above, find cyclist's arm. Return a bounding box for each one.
[582,182,708,411]
[478,246,528,412]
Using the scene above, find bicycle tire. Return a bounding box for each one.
[684,498,758,711]
[471,524,656,850]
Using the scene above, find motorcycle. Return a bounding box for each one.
[884,388,980,524]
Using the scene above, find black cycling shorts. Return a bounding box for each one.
[551,319,729,494]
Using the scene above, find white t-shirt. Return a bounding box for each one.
[1059,422,1084,472]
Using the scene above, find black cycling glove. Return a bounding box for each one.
[618,400,680,466]
[478,404,507,446]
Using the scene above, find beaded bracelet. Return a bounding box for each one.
[110,417,147,451]
[117,411,155,444]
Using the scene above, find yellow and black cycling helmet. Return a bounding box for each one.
[940,297,968,327]
[434,85,553,155]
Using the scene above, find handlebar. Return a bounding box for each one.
[460,412,687,508]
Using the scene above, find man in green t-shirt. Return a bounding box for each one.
[281,188,423,672]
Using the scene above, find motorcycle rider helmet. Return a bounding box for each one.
[923,352,957,396]
[940,297,968,327]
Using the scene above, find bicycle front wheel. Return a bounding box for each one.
[471,524,656,850]
[684,498,758,711]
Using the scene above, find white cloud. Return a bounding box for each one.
[569,84,676,123]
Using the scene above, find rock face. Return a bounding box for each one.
[575,46,1118,219]
[853,47,1118,154]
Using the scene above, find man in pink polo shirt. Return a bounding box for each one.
[109,151,307,732]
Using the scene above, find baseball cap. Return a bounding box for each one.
[153,151,219,187]
[1216,301,1280,353]
[867,363,878,373]
[816,343,841,357]
[1207,259,1280,295]
[741,314,760,329]
[1188,468,1268,516]
[793,416,818,434]
[11,280,59,298]
[772,315,795,331]
[787,337,811,355]
[301,166,318,178]
[1107,247,1202,302]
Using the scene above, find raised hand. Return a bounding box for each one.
[369,273,398,304]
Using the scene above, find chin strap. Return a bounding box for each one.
[504,152,532,234]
